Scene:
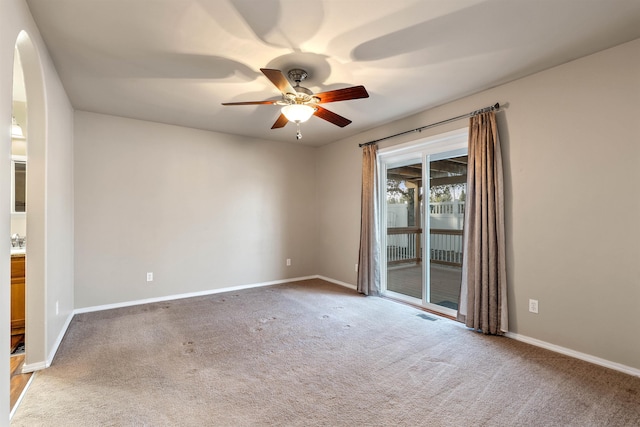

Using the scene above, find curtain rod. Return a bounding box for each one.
[358,102,500,147]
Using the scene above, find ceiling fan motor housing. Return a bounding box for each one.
[286,69,314,98]
[287,69,309,84]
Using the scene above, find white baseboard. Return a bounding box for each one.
[505,331,640,378]
[43,310,75,368]
[74,275,318,314]
[21,360,47,373]
[19,311,74,373]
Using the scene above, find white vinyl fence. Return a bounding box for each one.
[387,201,464,266]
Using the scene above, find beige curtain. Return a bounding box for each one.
[458,111,508,334]
[357,144,381,296]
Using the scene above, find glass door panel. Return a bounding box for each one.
[385,161,423,300]
[428,155,467,311]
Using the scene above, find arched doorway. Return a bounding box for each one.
[9,44,30,413]
[15,31,46,369]
[9,31,47,410]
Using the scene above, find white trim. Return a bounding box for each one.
[505,332,640,378]
[384,289,422,305]
[73,276,318,314]
[42,310,75,369]
[9,371,36,420]
[316,275,357,290]
[21,360,47,373]
[378,127,468,158]
[382,289,458,318]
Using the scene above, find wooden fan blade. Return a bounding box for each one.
[315,85,369,104]
[271,113,289,129]
[221,100,276,106]
[260,68,297,95]
[314,106,352,127]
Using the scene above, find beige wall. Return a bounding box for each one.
[74,112,318,308]
[316,137,363,282]
[1,0,75,422]
[317,38,640,370]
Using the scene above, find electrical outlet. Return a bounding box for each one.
[147,272,153,282]
[529,299,539,314]
[355,263,358,272]
[286,259,291,266]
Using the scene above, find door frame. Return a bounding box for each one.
[378,128,468,316]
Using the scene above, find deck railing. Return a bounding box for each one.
[430,228,463,267]
[387,227,421,265]
[387,227,463,267]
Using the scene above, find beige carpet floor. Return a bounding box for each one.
[12,279,640,426]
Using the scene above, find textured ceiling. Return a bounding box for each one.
[25,0,640,145]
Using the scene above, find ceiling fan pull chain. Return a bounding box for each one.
[296,123,302,140]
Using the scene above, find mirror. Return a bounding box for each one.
[11,157,26,213]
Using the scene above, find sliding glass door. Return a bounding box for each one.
[380,129,468,317]
[385,160,423,300]
[427,155,467,312]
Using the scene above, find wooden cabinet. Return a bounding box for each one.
[11,255,25,334]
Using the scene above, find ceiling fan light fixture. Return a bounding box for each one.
[281,104,315,123]
[11,116,24,138]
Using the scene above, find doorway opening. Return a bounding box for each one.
[9,29,48,417]
[379,129,468,317]
[10,44,32,413]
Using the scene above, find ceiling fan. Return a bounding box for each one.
[222,68,369,139]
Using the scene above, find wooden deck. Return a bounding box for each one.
[386,263,461,310]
